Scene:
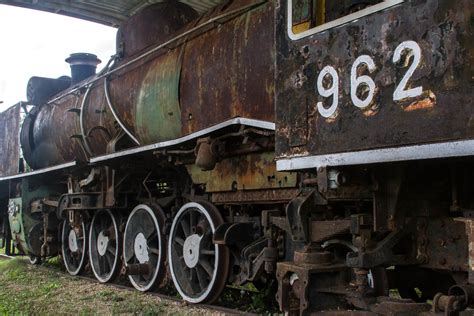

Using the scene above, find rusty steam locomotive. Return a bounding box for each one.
[0,0,473,314]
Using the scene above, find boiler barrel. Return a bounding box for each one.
[20,0,275,170]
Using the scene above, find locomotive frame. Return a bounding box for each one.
[0,0,473,314]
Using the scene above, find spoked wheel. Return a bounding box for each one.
[169,201,229,304]
[123,204,166,292]
[89,209,121,283]
[61,219,87,275]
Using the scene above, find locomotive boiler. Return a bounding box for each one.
[0,0,473,314]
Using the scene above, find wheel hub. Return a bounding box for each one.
[97,231,109,256]
[68,229,79,252]
[134,233,149,264]
[183,234,202,268]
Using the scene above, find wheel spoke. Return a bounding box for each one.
[93,224,100,236]
[107,244,116,255]
[148,247,160,255]
[200,249,215,256]
[146,230,157,241]
[196,265,208,289]
[175,236,185,246]
[199,259,214,278]
[105,253,114,272]
[98,255,106,274]
[180,218,190,237]
[100,217,107,232]
[190,211,195,232]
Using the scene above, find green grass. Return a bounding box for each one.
[0,258,214,315]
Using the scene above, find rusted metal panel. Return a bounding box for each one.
[117,2,198,58]
[187,152,296,193]
[276,0,474,162]
[310,220,351,243]
[420,218,468,272]
[0,104,21,177]
[180,0,275,135]
[110,49,184,145]
[211,188,299,204]
[19,1,276,170]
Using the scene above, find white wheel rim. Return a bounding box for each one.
[123,204,163,292]
[89,209,119,283]
[61,219,87,276]
[168,202,219,304]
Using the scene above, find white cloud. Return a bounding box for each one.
[0,5,116,111]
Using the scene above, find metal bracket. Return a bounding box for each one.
[346,225,415,268]
[286,190,317,242]
[317,167,328,193]
[213,222,259,248]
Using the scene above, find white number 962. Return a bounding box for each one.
[316,40,423,118]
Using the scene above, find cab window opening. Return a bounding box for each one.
[291,0,398,37]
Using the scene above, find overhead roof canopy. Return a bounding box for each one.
[0,0,224,27]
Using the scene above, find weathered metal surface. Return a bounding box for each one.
[180,0,275,135]
[276,0,474,161]
[27,76,71,106]
[129,50,183,144]
[276,261,350,313]
[20,0,275,170]
[310,220,351,243]
[418,218,468,272]
[0,104,21,177]
[211,188,299,204]
[116,2,198,58]
[21,94,88,169]
[65,53,101,85]
[186,152,296,193]
[459,219,474,284]
[7,198,28,254]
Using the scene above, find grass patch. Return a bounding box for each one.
[0,257,217,315]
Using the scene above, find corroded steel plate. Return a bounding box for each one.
[276,0,474,169]
[0,104,20,177]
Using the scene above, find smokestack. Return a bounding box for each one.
[65,53,101,85]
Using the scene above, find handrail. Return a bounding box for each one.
[79,85,93,156]
[104,75,141,145]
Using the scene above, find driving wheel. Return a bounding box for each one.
[123,204,167,291]
[89,209,121,283]
[168,201,229,304]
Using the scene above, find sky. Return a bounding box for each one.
[0,4,117,111]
